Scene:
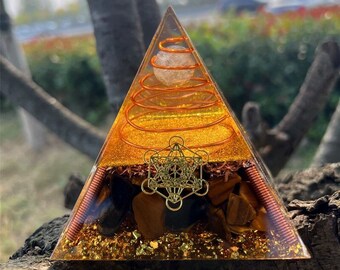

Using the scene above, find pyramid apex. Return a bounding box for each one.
[165,5,176,15]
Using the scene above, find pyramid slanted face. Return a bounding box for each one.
[51,7,310,261]
[94,7,252,168]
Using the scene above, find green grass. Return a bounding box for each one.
[0,113,21,142]
[0,112,93,262]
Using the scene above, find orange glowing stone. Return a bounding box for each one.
[51,7,310,260]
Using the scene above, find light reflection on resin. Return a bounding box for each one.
[51,7,310,261]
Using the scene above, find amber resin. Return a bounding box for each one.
[51,7,310,260]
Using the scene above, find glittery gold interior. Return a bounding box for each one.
[53,220,305,260]
[51,7,310,261]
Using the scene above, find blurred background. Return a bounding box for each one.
[0,0,339,262]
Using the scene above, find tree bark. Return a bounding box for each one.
[135,0,161,49]
[0,0,48,150]
[87,0,145,113]
[243,41,340,176]
[4,164,340,270]
[312,101,340,165]
[277,163,339,203]
[0,56,105,159]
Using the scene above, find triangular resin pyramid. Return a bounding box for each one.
[52,7,310,260]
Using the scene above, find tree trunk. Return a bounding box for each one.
[4,164,340,270]
[0,56,105,159]
[0,0,48,150]
[312,101,340,165]
[243,41,340,176]
[135,0,161,48]
[87,0,145,113]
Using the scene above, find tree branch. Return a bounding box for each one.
[0,56,106,159]
[256,41,340,175]
[312,100,340,166]
[277,41,340,139]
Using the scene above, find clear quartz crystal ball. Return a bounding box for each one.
[153,45,195,86]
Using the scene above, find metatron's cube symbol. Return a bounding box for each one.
[141,136,209,211]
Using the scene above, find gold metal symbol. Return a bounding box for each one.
[141,136,209,211]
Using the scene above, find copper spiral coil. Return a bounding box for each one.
[66,167,106,242]
[244,164,297,245]
[119,36,234,150]
[159,37,193,53]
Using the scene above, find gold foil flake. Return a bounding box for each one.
[132,230,141,240]
[230,246,239,252]
[136,244,154,256]
[150,241,159,249]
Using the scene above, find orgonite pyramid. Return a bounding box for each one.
[52,7,310,260]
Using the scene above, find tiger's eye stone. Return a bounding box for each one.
[208,205,229,240]
[226,193,256,226]
[251,207,268,231]
[239,181,260,210]
[208,173,241,206]
[132,193,166,240]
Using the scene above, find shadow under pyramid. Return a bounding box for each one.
[51,7,310,260]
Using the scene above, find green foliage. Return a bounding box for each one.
[30,54,108,124]
[24,36,109,125]
[188,10,340,142]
